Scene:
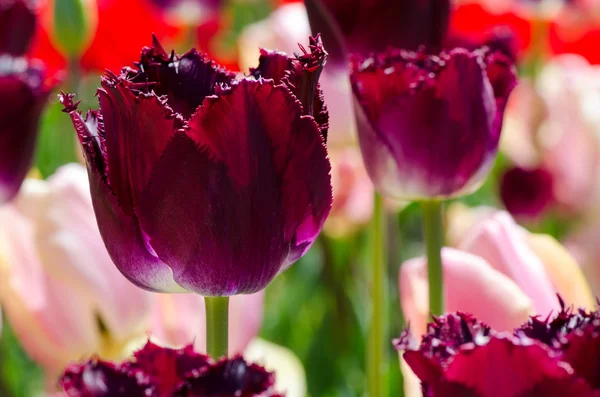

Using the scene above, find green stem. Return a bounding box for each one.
[205,296,229,359]
[367,193,388,397]
[421,200,445,317]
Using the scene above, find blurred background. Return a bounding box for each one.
[1,0,600,396]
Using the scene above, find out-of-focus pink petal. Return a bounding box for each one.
[400,247,532,339]
[324,148,373,238]
[151,291,264,355]
[460,212,560,317]
[0,164,152,373]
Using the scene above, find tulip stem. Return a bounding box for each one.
[367,193,388,397]
[421,200,445,317]
[205,296,229,359]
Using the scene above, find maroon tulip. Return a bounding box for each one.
[500,166,554,219]
[0,57,54,203]
[350,48,517,200]
[60,36,332,296]
[60,341,283,397]
[396,309,600,397]
[303,0,450,67]
[0,0,36,56]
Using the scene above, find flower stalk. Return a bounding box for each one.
[367,193,388,397]
[421,200,444,317]
[205,296,229,359]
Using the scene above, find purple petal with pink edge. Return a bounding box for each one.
[130,341,210,396]
[500,166,554,219]
[174,357,282,397]
[351,48,508,199]
[97,75,183,213]
[0,0,36,56]
[304,0,450,65]
[125,36,236,118]
[61,360,155,397]
[136,79,331,296]
[86,163,182,293]
[148,0,223,12]
[0,59,49,203]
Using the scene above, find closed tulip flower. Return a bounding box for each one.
[350,48,517,200]
[60,36,332,296]
[0,164,151,375]
[0,0,36,56]
[1,0,57,203]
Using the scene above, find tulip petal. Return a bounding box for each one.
[460,212,561,317]
[127,38,236,118]
[173,357,280,397]
[136,79,331,295]
[526,234,595,311]
[0,0,36,56]
[60,93,181,293]
[86,166,182,293]
[400,247,533,338]
[131,341,210,395]
[98,77,183,212]
[0,62,48,203]
[61,360,153,397]
[442,337,595,397]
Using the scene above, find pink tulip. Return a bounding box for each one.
[0,164,152,375]
[150,291,264,355]
[237,2,356,147]
[401,210,595,338]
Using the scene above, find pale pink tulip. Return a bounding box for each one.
[237,2,357,146]
[400,247,533,339]
[150,291,264,355]
[0,164,151,374]
[459,212,560,316]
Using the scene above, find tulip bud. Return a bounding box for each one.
[51,0,97,58]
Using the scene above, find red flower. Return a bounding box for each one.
[61,341,283,397]
[396,309,600,397]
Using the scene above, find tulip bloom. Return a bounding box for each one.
[61,341,284,396]
[1,1,56,203]
[0,164,151,374]
[350,48,517,199]
[396,308,600,397]
[61,36,332,296]
[400,211,595,339]
[499,166,554,218]
[0,0,36,56]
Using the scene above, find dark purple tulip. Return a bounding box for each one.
[396,310,600,397]
[0,56,53,203]
[500,166,554,219]
[61,341,283,397]
[60,36,332,296]
[303,0,450,67]
[350,48,517,199]
[0,0,36,56]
